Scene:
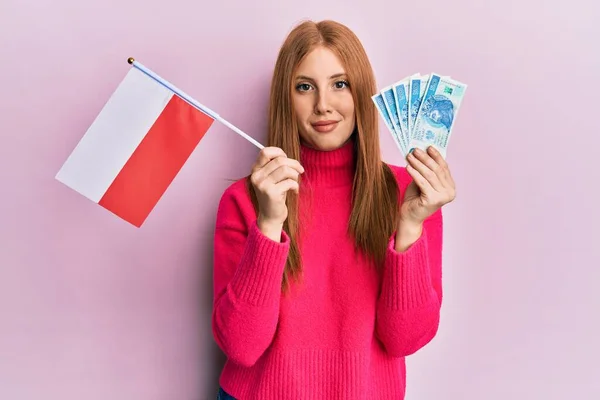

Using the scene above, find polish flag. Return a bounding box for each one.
[55,63,215,227]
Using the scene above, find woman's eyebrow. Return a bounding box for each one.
[295,73,347,81]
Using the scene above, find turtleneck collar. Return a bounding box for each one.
[299,137,356,188]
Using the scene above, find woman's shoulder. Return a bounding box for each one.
[215,176,255,223]
[384,162,411,191]
[221,176,250,196]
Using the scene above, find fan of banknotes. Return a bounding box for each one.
[372,73,467,160]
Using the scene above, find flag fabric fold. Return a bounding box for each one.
[56,66,215,227]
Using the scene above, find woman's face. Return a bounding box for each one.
[292,46,356,151]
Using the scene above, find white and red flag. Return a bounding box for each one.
[56,58,262,227]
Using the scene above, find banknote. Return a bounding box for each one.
[408,74,429,135]
[371,93,404,155]
[374,72,466,159]
[380,85,406,154]
[392,79,410,151]
[408,73,467,159]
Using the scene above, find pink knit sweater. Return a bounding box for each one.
[212,139,443,399]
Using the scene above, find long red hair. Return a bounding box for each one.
[246,19,400,291]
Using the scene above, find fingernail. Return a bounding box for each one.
[409,148,415,154]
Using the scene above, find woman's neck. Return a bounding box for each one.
[299,138,356,188]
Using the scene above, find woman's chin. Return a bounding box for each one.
[301,133,352,151]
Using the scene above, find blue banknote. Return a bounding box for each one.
[381,85,406,154]
[392,80,410,152]
[372,92,404,155]
[409,74,467,159]
[408,74,429,137]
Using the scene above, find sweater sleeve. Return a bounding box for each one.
[211,186,289,367]
[375,203,444,358]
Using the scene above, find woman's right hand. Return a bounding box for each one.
[250,147,304,241]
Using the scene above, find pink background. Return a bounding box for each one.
[1,0,599,398]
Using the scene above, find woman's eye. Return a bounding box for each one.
[335,80,349,89]
[297,83,312,91]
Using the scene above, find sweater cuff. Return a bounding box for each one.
[381,228,434,311]
[230,220,290,306]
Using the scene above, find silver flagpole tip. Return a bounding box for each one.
[127,57,135,64]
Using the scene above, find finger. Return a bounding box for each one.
[266,164,302,186]
[426,146,451,182]
[275,179,300,195]
[255,157,304,183]
[423,147,457,203]
[405,163,434,194]
[252,147,287,172]
[414,147,445,180]
[426,146,447,168]
[251,158,303,191]
[413,147,448,185]
[407,150,443,191]
[265,178,300,198]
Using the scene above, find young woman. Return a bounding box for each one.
[212,19,456,400]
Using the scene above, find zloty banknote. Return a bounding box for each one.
[375,74,416,156]
[408,73,467,159]
[372,93,404,155]
[380,85,406,154]
[408,74,450,135]
[408,74,429,135]
[391,78,412,152]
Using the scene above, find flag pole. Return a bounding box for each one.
[127,57,265,150]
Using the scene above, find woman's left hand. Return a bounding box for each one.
[400,146,456,227]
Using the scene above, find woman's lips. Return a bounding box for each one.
[311,120,339,133]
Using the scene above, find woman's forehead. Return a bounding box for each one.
[295,47,347,78]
